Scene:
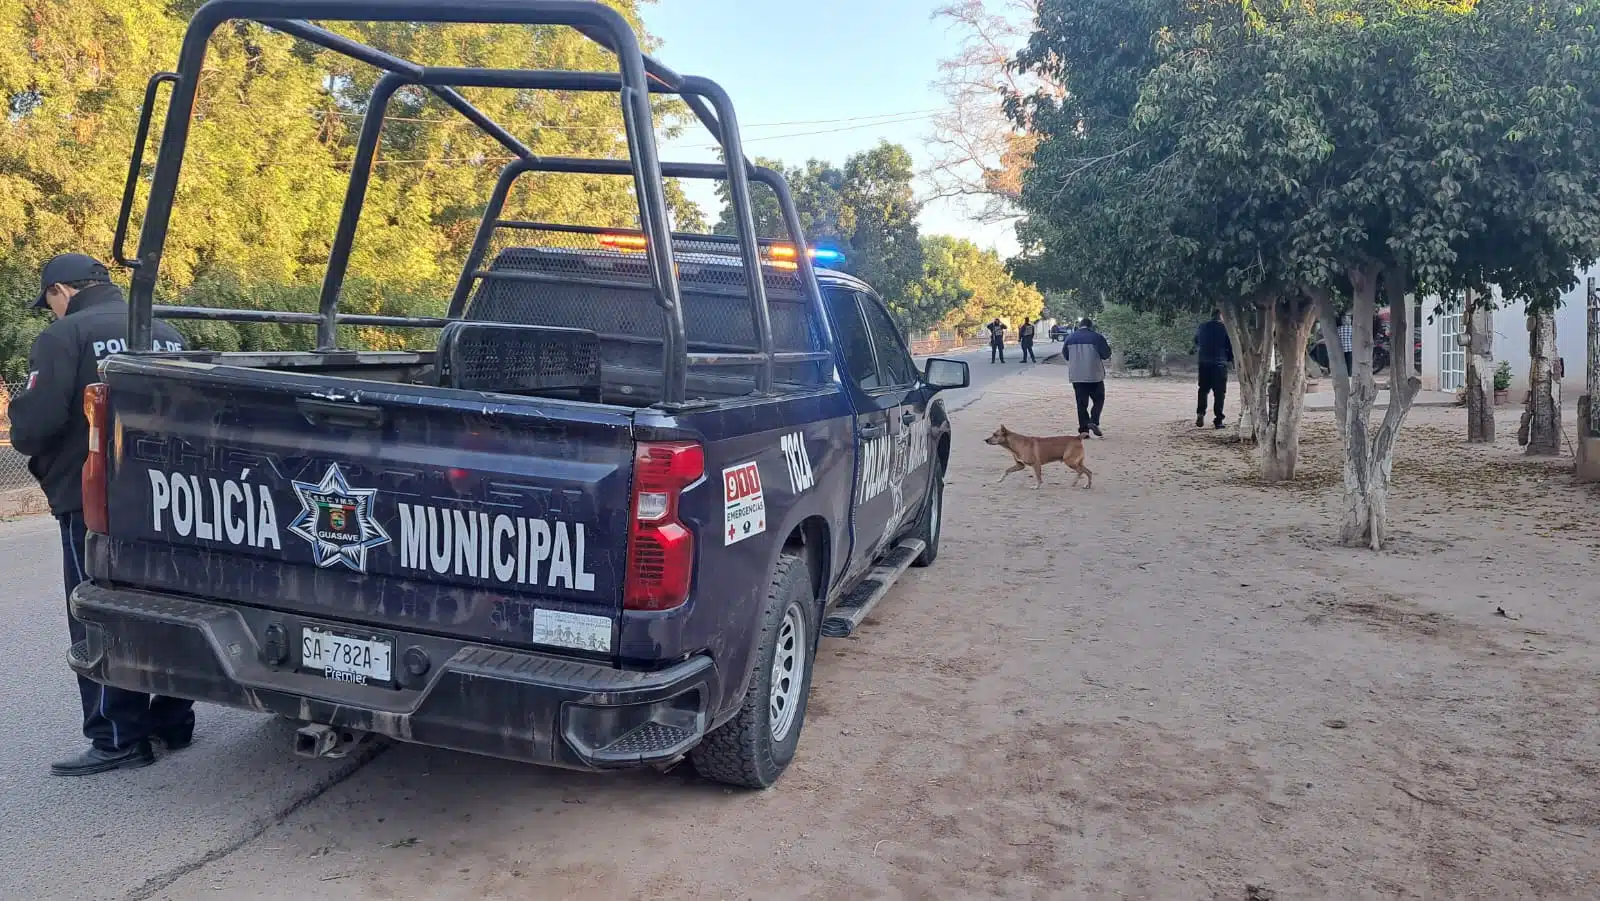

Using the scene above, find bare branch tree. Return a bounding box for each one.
[925,0,1062,224]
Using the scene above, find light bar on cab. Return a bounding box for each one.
[594,233,846,267]
[598,233,649,251]
[766,244,846,265]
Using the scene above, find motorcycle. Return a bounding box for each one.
[1309,339,1389,376]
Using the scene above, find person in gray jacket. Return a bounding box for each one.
[1061,318,1112,437]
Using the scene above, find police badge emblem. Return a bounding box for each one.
[288,463,390,571]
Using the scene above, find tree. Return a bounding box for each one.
[926,0,1060,222]
[1095,303,1193,375]
[1430,1,1600,452]
[902,236,976,334]
[782,159,857,250]
[1009,0,1289,464]
[1010,0,1600,547]
[1038,290,1089,328]
[712,155,790,238]
[841,142,925,309]
[0,0,686,371]
[908,235,1042,336]
[1461,288,1495,444]
[710,142,927,328]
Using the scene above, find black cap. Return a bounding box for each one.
[35,253,110,309]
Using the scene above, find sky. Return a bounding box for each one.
[639,0,1021,256]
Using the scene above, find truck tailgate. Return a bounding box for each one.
[97,359,634,652]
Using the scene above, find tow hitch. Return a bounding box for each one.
[293,723,370,759]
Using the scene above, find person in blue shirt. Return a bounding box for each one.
[1193,310,1233,429]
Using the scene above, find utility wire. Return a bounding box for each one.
[689,112,940,149]
[315,106,942,131]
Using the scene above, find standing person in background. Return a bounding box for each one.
[1193,309,1233,428]
[1062,317,1112,437]
[1018,318,1037,363]
[987,318,1007,364]
[9,253,195,776]
[1338,314,1354,374]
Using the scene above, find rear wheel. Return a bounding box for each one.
[912,466,944,567]
[690,554,817,789]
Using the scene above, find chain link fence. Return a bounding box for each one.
[0,378,37,492]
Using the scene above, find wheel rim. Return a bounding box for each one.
[769,603,806,743]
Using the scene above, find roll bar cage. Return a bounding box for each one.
[115,0,835,406]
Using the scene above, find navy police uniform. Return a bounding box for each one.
[9,254,192,776]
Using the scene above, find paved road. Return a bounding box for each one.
[917,342,1057,413]
[0,347,1038,901]
[0,516,377,901]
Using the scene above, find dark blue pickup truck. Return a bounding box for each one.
[67,0,970,789]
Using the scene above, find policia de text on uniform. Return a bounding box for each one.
[8,254,194,777]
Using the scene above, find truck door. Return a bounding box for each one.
[824,287,927,578]
[853,290,932,558]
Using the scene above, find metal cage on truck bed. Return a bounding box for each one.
[113,0,837,408]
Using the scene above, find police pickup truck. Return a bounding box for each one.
[68,0,970,789]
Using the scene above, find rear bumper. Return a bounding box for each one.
[68,583,717,770]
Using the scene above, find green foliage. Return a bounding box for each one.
[900,235,975,334]
[840,142,924,309]
[711,142,1044,335]
[1010,0,1600,314]
[920,235,1043,337]
[0,267,47,383]
[0,0,699,377]
[1094,304,1193,374]
[712,155,792,238]
[711,143,930,329]
[1039,291,1085,324]
[1494,359,1512,391]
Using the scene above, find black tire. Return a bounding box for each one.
[690,554,818,789]
[912,465,944,567]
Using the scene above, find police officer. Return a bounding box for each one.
[9,253,194,776]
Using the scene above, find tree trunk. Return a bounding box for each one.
[1340,265,1422,549]
[1463,289,1495,443]
[1311,288,1349,446]
[1255,295,1315,482]
[1523,309,1561,455]
[1220,299,1274,444]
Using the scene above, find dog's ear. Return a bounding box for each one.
[997,424,1008,436]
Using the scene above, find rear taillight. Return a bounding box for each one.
[82,383,110,534]
[624,441,704,612]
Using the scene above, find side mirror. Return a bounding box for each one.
[923,357,970,390]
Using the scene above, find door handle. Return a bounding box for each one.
[296,398,386,429]
[900,411,917,425]
[860,423,884,439]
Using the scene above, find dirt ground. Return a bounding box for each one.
[158,373,1600,901]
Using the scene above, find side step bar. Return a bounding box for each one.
[820,539,925,639]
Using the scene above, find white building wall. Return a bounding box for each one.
[1416,263,1598,395]
[1420,302,1442,391]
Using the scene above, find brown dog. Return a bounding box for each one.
[984,424,1093,489]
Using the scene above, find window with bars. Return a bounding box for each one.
[1438,310,1465,391]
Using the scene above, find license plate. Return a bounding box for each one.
[300,628,393,685]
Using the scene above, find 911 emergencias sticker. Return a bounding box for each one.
[722,461,766,546]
